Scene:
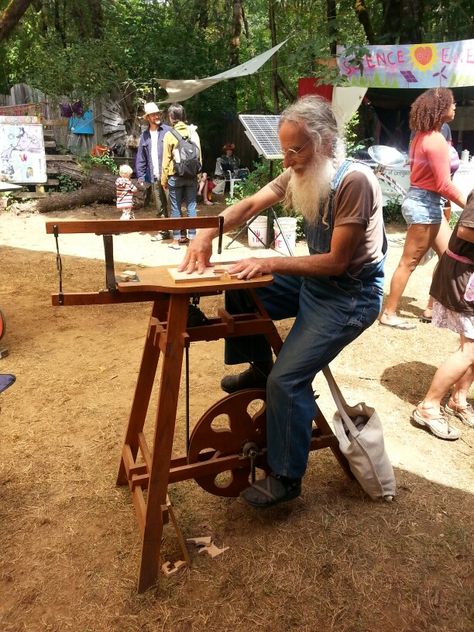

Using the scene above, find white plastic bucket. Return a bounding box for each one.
[247,215,268,248]
[273,217,297,255]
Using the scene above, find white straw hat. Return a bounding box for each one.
[143,102,162,117]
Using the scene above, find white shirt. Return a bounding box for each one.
[150,130,159,179]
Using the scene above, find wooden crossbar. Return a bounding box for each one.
[45,217,223,235]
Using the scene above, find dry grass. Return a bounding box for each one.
[0,220,473,631]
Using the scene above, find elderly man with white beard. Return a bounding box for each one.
[179,95,386,508]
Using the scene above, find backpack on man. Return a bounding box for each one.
[170,129,202,178]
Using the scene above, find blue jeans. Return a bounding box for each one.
[225,260,384,479]
[168,176,197,240]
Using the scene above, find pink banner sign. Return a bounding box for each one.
[337,39,474,88]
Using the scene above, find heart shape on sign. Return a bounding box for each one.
[414,47,433,66]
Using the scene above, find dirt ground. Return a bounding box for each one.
[0,202,473,632]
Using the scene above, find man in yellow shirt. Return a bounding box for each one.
[161,103,202,249]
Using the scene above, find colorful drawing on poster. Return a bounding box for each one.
[433,65,448,86]
[337,39,474,88]
[400,70,418,88]
[0,121,46,184]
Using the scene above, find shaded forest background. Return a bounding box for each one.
[0,0,473,159]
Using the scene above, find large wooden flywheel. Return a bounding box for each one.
[187,389,271,497]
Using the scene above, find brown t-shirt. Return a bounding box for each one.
[269,163,385,274]
[430,190,474,315]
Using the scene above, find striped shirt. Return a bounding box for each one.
[115,177,137,209]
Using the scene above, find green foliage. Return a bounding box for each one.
[225,159,284,207]
[56,174,81,193]
[344,112,367,157]
[81,154,118,175]
[1,0,473,146]
[449,209,462,229]
[383,197,404,224]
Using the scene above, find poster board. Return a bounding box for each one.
[337,39,474,89]
[0,116,47,184]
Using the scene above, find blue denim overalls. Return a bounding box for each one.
[225,162,386,479]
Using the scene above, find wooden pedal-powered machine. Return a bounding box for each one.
[46,217,352,593]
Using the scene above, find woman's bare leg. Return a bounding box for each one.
[450,365,474,407]
[202,180,213,205]
[198,173,208,196]
[380,224,437,324]
[420,335,474,414]
[422,217,452,319]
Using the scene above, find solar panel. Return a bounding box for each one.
[239,114,282,160]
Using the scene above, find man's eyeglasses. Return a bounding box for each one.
[282,138,312,158]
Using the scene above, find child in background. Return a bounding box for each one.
[116,164,137,220]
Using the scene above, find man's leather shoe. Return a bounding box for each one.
[220,363,272,394]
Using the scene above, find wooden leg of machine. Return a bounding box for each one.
[117,299,168,486]
[137,294,189,593]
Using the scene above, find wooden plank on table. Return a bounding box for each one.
[167,264,239,283]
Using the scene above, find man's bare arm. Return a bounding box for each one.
[228,223,366,279]
[179,183,282,273]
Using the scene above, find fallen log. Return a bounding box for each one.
[9,160,147,213]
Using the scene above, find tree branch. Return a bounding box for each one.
[353,0,375,44]
[0,0,33,43]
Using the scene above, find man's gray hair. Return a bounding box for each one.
[168,103,185,123]
[279,95,340,155]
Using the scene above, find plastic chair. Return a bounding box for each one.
[214,158,249,197]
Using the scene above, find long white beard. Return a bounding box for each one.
[284,157,335,224]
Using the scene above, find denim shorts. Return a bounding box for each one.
[401,187,444,225]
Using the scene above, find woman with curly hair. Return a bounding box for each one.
[380,88,466,330]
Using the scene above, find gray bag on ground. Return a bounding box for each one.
[323,367,396,501]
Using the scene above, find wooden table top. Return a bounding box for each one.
[117,266,273,294]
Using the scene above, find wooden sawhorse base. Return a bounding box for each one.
[115,268,352,592]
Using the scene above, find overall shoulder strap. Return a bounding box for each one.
[331,159,352,192]
[325,160,352,229]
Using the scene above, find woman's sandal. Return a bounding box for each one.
[240,473,301,508]
[419,315,432,323]
[444,400,474,428]
[379,319,416,331]
[411,406,460,440]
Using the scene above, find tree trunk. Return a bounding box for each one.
[269,0,279,113]
[326,0,337,55]
[12,161,123,213]
[0,0,33,43]
[46,159,117,192]
[26,185,115,213]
